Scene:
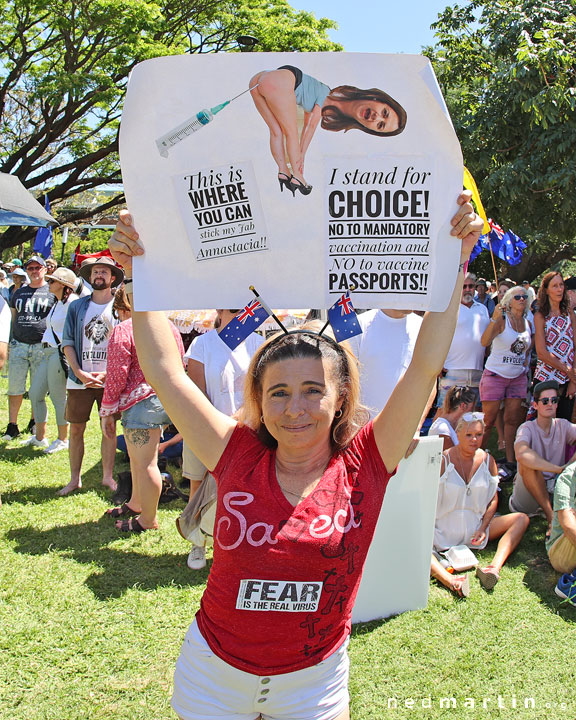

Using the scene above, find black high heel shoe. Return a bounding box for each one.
[278,173,294,195]
[289,177,313,196]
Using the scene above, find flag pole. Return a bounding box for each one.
[249,286,288,334]
[319,285,356,336]
[486,236,499,290]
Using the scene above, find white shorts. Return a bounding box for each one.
[171,620,350,720]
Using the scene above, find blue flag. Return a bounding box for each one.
[33,195,54,258]
[327,292,362,342]
[470,219,526,266]
[491,228,526,266]
[220,299,270,350]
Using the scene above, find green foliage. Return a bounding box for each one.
[427,0,576,282]
[0,0,340,252]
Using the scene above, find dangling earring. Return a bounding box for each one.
[334,409,343,419]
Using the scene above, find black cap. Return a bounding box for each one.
[533,379,560,399]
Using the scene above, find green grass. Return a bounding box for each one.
[1,376,575,719]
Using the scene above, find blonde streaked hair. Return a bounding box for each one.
[238,322,368,452]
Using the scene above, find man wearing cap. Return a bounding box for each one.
[2,255,56,441]
[59,257,124,495]
[511,379,576,537]
[474,278,495,317]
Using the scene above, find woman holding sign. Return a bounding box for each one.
[109,191,480,720]
[250,66,407,196]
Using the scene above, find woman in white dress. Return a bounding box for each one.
[430,413,529,595]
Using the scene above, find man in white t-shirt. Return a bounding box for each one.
[437,272,490,407]
[348,309,423,417]
[347,308,435,455]
[179,309,264,569]
[60,257,124,496]
[511,380,576,535]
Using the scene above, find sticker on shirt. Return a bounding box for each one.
[236,579,322,612]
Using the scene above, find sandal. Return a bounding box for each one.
[476,565,500,590]
[116,517,154,533]
[106,503,139,519]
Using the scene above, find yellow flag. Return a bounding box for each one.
[463,167,490,235]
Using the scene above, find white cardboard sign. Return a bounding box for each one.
[119,53,463,310]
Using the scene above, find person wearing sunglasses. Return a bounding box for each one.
[511,380,576,539]
[479,286,533,467]
[533,271,576,420]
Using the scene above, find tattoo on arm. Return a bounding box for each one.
[126,428,151,447]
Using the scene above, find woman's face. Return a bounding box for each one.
[354,100,399,134]
[47,279,64,299]
[260,356,342,454]
[498,284,511,302]
[457,421,484,453]
[546,274,565,303]
[510,290,528,313]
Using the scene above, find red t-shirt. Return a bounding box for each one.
[195,421,394,675]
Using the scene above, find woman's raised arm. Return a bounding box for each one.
[373,192,483,471]
[109,212,236,471]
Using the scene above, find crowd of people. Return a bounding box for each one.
[2,195,576,719]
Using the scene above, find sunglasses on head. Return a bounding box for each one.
[538,396,559,405]
[461,412,485,422]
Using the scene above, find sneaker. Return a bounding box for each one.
[555,574,576,606]
[20,435,49,448]
[1,423,20,441]
[26,418,36,435]
[44,438,69,454]
[187,545,206,570]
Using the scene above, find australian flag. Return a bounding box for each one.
[327,291,362,342]
[470,218,526,266]
[33,195,54,258]
[220,298,270,350]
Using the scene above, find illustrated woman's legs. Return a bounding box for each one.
[251,70,307,184]
[250,72,291,177]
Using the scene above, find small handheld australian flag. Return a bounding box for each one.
[220,298,270,350]
[327,291,362,342]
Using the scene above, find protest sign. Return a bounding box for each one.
[120,53,463,310]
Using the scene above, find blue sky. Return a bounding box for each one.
[290,0,452,53]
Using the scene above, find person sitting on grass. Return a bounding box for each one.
[431,413,529,596]
[547,459,576,576]
[510,379,576,539]
[428,385,477,450]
